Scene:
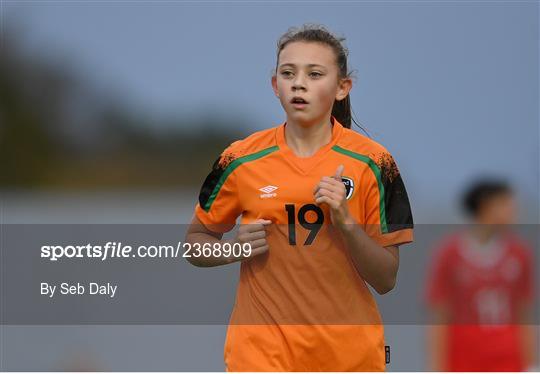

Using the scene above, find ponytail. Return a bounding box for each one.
[331,95,352,129]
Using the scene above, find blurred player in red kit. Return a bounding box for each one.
[425,178,537,371]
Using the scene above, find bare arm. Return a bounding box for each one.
[184,215,270,267]
[314,165,402,294]
[184,215,230,267]
[518,303,538,369]
[336,222,399,294]
[426,306,449,371]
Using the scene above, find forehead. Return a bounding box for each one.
[491,192,515,202]
[278,41,336,68]
[483,192,515,207]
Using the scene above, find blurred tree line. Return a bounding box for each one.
[0,27,245,189]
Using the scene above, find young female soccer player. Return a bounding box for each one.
[186,24,414,371]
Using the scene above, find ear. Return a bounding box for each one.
[335,77,353,101]
[271,75,279,97]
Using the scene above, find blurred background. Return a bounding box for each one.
[1,1,538,371]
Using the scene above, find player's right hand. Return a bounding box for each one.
[233,218,272,258]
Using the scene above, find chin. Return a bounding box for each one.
[288,112,319,126]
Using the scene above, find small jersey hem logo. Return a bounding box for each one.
[259,185,278,198]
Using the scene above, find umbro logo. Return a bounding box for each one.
[259,185,278,198]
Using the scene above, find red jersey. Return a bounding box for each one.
[425,230,535,371]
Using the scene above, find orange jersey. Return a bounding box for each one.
[193,116,414,371]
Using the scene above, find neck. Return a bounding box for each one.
[469,224,499,244]
[284,116,333,157]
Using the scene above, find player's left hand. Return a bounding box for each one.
[313,164,352,227]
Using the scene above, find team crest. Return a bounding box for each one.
[341,177,354,200]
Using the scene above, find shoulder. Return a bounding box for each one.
[338,127,389,153]
[431,232,462,259]
[217,125,279,169]
[336,128,392,163]
[504,232,533,259]
[335,128,402,183]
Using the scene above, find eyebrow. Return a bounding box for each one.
[278,63,327,69]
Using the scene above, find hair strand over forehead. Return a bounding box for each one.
[275,23,366,134]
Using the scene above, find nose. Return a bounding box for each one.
[292,72,306,91]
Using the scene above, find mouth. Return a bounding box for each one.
[290,96,309,109]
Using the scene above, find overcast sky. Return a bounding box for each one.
[4,1,539,222]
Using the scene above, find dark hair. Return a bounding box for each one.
[274,23,367,134]
[462,178,513,217]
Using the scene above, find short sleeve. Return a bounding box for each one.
[194,146,243,233]
[364,150,414,247]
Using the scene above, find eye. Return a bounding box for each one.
[281,71,293,77]
[310,72,323,78]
